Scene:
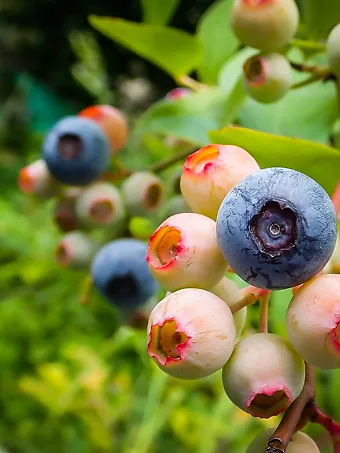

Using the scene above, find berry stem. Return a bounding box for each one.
[176,75,208,92]
[259,292,270,333]
[80,276,93,305]
[289,39,326,53]
[291,74,321,90]
[231,286,270,314]
[149,146,197,174]
[289,61,331,78]
[309,402,340,452]
[263,363,315,453]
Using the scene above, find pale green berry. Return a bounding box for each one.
[327,23,340,76]
[246,428,320,453]
[55,231,98,269]
[243,53,292,103]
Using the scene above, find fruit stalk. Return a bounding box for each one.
[309,403,340,452]
[264,363,315,453]
[259,291,270,333]
[81,276,93,305]
[230,286,270,314]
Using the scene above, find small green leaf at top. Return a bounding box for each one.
[209,126,340,195]
[197,0,239,85]
[89,16,203,79]
[141,0,180,25]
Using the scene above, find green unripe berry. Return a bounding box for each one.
[327,23,340,76]
[243,53,292,103]
[231,0,299,52]
[246,428,320,453]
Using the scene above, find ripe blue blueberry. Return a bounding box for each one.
[216,167,337,290]
[91,238,159,309]
[42,116,110,186]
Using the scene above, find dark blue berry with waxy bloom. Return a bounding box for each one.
[216,167,337,290]
[42,116,110,186]
[91,238,159,309]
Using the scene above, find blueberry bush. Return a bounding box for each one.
[2,0,340,452]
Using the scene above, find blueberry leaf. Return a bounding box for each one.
[209,126,340,194]
[141,0,180,25]
[89,16,203,79]
[197,0,239,85]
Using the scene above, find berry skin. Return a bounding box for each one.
[327,24,340,76]
[147,213,228,292]
[242,53,292,104]
[216,167,337,290]
[121,172,164,216]
[79,105,129,155]
[18,159,60,199]
[180,144,260,219]
[91,238,159,309]
[222,333,305,419]
[54,188,81,232]
[246,428,320,453]
[76,182,126,229]
[147,288,236,379]
[56,231,98,269]
[42,116,110,186]
[286,274,340,369]
[230,0,299,52]
[210,277,247,338]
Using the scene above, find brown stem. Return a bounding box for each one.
[290,61,331,78]
[149,146,196,174]
[309,402,340,452]
[259,292,270,333]
[264,364,315,453]
[291,74,321,90]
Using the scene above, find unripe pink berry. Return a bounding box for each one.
[246,428,320,453]
[286,274,340,369]
[159,195,190,221]
[324,234,340,274]
[180,144,260,219]
[18,159,60,199]
[121,171,164,216]
[54,188,81,233]
[76,182,126,228]
[222,333,305,419]
[165,88,192,100]
[147,288,236,379]
[243,53,292,103]
[146,213,228,291]
[327,24,340,76]
[55,231,98,269]
[211,277,247,338]
[231,0,299,52]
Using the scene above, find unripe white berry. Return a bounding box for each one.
[147,288,236,379]
[146,213,227,291]
[286,274,340,369]
[222,333,305,418]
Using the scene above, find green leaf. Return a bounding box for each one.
[135,89,228,146]
[89,16,203,79]
[302,0,340,40]
[197,0,239,84]
[141,0,180,25]
[209,126,340,194]
[218,47,257,94]
[239,78,338,144]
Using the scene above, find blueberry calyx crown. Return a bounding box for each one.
[58,134,83,160]
[106,274,139,300]
[250,200,297,258]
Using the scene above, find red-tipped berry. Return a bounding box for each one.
[243,53,292,103]
[180,144,260,219]
[222,333,305,418]
[18,159,60,199]
[146,213,227,291]
[286,274,340,369]
[55,231,98,269]
[54,188,81,232]
[147,288,236,379]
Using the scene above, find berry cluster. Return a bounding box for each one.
[146,141,339,451]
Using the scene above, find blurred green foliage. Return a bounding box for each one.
[1,0,340,452]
